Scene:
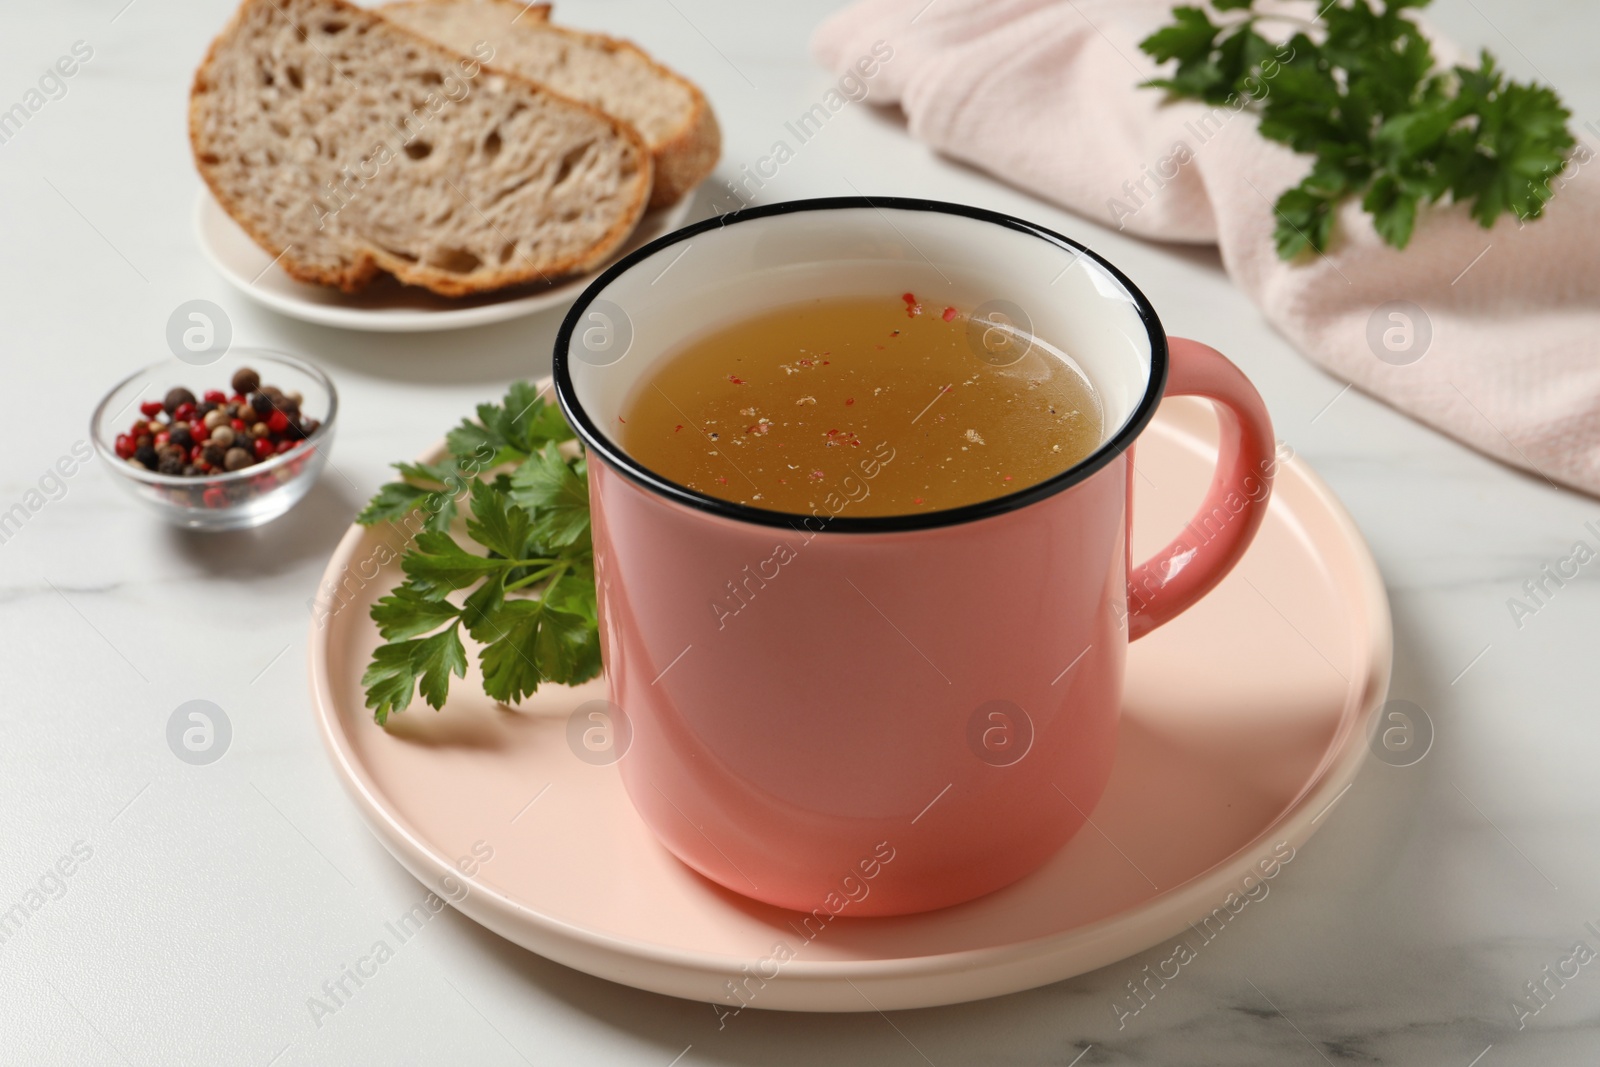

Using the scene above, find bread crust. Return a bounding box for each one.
[189,0,653,296]
[384,0,720,207]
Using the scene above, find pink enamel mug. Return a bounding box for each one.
[554,197,1275,917]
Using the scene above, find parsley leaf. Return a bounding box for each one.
[509,445,591,549]
[471,597,599,706]
[446,381,575,463]
[359,381,577,535]
[1139,0,1576,257]
[370,586,460,641]
[357,383,600,722]
[1140,7,1223,97]
[362,623,469,724]
[356,458,477,532]
[401,530,515,593]
[465,480,534,561]
[355,480,433,527]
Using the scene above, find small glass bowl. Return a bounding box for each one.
[91,349,338,531]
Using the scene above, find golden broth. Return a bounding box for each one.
[617,293,1102,517]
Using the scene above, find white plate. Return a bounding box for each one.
[193,189,696,333]
[308,397,1393,1011]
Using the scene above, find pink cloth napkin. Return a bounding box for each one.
[813,0,1600,496]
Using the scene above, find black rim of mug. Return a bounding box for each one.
[552,195,1170,534]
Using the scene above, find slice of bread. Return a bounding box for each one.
[190,0,652,296]
[383,0,719,208]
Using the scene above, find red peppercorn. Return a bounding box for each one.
[267,410,289,433]
[229,394,246,405]
[230,418,246,432]
[203,486,228,508]
[190,444,205,463]
[154,431,170,447]
[275,439,296,454]
[253,437,273,460]
[115,434,136,459]
[189,420,208,442]
[139,401,163,418]
[203,390,226,404]
[173,402,196,421]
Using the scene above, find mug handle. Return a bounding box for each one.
[1126,337,1277,641]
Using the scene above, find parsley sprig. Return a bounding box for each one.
[355,383,600,724]
[1139,0,1575,257]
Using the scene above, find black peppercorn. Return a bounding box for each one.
[163,387,197,414]
[231,367,261,395]
[157,452,184,475]
[248,392,274,417]
[134,444,159,470]
[170,425,194,449]
[202,442,227,468]
[196,401,218,419]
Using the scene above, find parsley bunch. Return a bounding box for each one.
[1139,0,1575,258]
[354,382,600,724]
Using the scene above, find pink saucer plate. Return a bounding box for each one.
[308,394,1391,1011]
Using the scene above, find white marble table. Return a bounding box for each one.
[2,0,1595,1063]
